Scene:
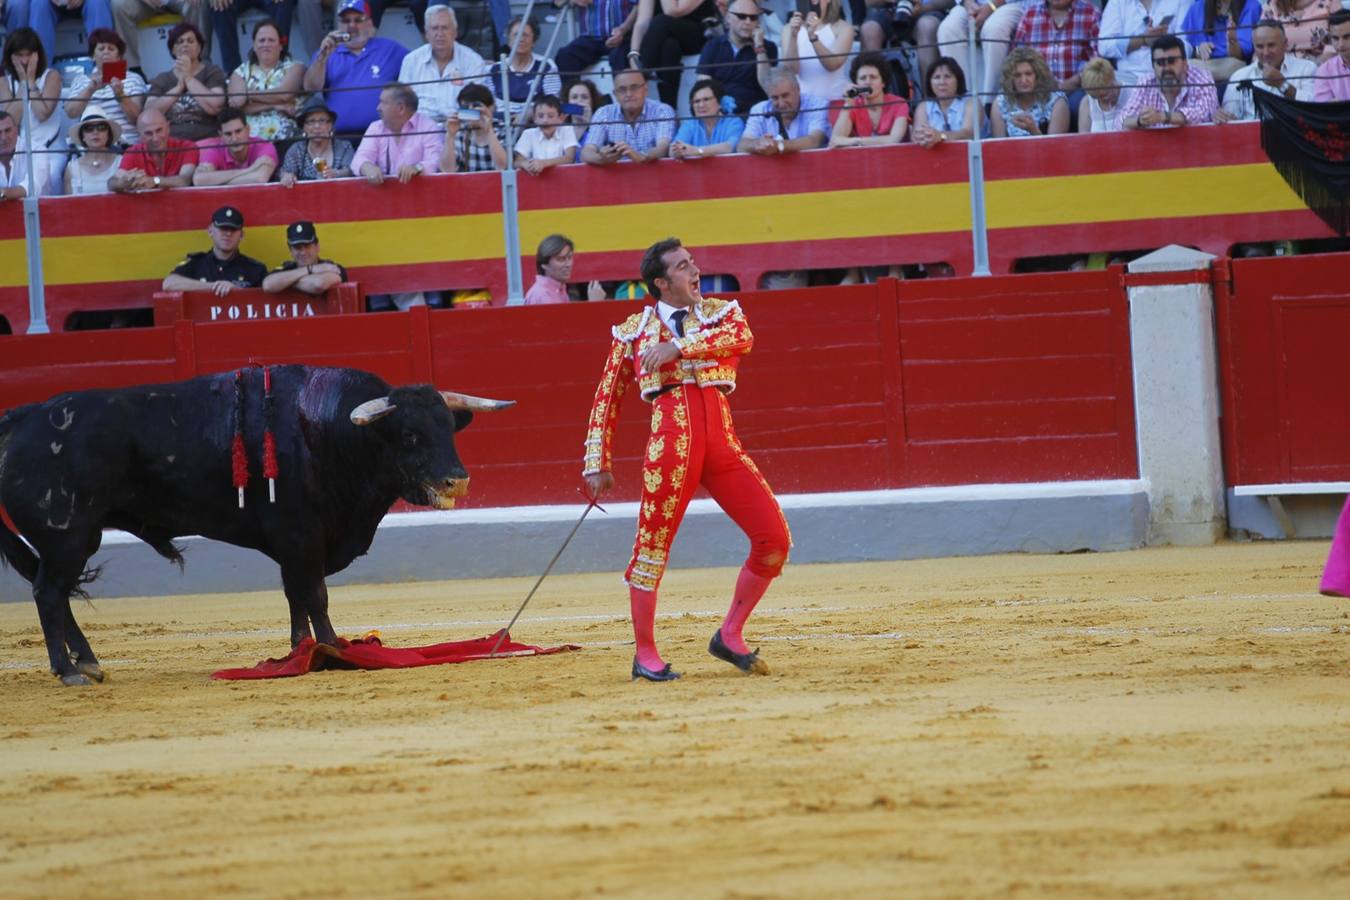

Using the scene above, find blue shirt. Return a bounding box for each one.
[577,0,634,39]
[697,37,778,115]
[742,93,830,142]
[674,115,745,148]
[582,99,677,155]
[314,37,410,135]
[1179,0,1261,60]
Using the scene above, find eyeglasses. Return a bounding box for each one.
[83,123,111,132]
[1153,55,1184,65]
[729,10,762,20]
[614,84,645,95]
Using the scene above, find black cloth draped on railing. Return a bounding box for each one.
[1253,89,1350,237]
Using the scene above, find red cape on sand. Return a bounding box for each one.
[212,631,580,680]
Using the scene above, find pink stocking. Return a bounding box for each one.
[629,586,665,669]
[721,566,773,655]
[1321,496,1350,597]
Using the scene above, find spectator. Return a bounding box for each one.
[263,221,349,295]
[397,5,488,126]
[353,82,443,184]
[670,77,745,158]
[1078,56,1125,131]
[910,3,959,83]
[1258,0,1338,62]
[193,107,279,186]
[912,56,976,147]
[1217,20,1316,119]
[562,78,605,143]
[738,68,829,154]
[444,84,507,172]
[227,18,306,142]
[1181,0,1262,81]
[213,0,295,74]
[581,68,676,164]
[555,0,638,81]
[1013,0,1100,98]
[631,0,722,108]
[0,29,62,196]
[64,109,124,195]
[110,0,211,72]
[514,95,579,173]
[147,22,228,142]
[937,0,1029,102]
[829,51,909,147]
[108,108,199,191]
[697,0,779,114]
[1098,0,1190,85]
[783,0,857,102]
[488,16,562,126]
[990,46,1070,136]
[279,98,356,185]
[303,0,409,136]
[64,29,147,147]
[29,0,115,70]
[1313,9,1350,100]
[163,205,267,297]
[0,111,31,201]
[1121,34,1219,127]
[525,234,605,304]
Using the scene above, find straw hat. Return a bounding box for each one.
[69,108,123,148]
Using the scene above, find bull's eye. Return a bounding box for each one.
[401,430,418,448]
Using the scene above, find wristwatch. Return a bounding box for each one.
[775,135,786,153]
[153,176,162,187]
[413,163,424,174]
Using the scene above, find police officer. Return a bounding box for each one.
[262,221,350,296]
[162,207,268,298]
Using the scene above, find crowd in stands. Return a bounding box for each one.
[2,0,1349,292]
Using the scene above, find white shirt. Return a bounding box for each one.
[1097,0,1190,85]
[513,124,578,161]
[1221,55,1319,121]
[794,22,852,101]
[1,152,31,192]
[397,42,489,125]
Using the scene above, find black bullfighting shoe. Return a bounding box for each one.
[631,658,682,682]
[709,629,770,675]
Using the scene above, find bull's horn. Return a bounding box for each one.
[350,397,397,425]
[440,392,516,411]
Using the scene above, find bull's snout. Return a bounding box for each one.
[428,475,470,509]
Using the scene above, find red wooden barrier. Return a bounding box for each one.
[0,274,1139,506]
[151,284,364,325]
[1217,252,1350,486]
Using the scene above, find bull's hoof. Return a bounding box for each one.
[59,672,93,686]
[76,660,106,683]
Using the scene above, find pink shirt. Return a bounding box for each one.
[524,275,569,305]
[197,138,278,170]
[351,112,443,175]
[1314,56,1350,103]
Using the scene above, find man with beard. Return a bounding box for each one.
[1121,34,1218,129]
[581,237,792,682]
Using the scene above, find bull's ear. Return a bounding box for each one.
[350,397,397,426]
[440,391,515,411]
[452,410,474,433]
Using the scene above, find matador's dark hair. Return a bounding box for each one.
[640,237,683,300]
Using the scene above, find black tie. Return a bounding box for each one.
[670,309,687,337]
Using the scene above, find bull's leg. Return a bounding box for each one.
[64,605,104,683]
[32,566,89,686]
[280,566,338,647]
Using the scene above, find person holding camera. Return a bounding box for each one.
[302,0,408,136]
[782,0,856,102]
[828,51,908,147]
[990,46,1069,137]
[443,83,507,173]
[352,82,442,184]
[64,29,146,147]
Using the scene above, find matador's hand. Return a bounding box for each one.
[584,471,614,500]
[639,341,681,374]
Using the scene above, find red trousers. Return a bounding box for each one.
[625,385,791,591]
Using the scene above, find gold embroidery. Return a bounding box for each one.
[643,468,663,492]
[675,433,690,459]
[642,500,655,519]
[650,405,663,432]
[646,435,665,463]
[661,494,680,519]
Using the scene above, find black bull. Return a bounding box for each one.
[0,366,513,685]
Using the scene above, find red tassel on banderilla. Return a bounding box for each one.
[231,366,280,509]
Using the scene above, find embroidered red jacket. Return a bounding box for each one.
[582,298,753,475]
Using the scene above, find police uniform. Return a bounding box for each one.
[583,297,791,593]
[269,259,349,281]
[270,220,348,281]
[172,251,269,288]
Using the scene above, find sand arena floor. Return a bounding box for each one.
[2,541,1349,898]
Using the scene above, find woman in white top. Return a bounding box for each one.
[64,110,123,195]
[0,28,63,196]
[1077,57,1124,133]
[783,0,857,102]
[64,29,146,147]
[912,56,976,147]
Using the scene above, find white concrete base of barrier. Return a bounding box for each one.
[0,480,1149,601]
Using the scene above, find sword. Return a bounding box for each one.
[488,491,604,657]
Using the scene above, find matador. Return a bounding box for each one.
[582,237,791,682]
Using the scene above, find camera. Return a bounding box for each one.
[894,0,914,26]
[845,86,869,99]
[456,108,482,122]
[334,32,352,43]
